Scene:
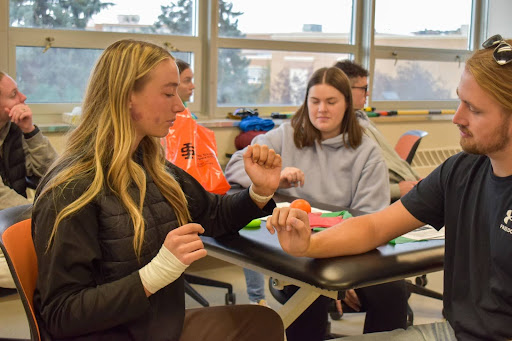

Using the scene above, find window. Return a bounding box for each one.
[218,0,352,44]
[9,0,198,36]
[373,59,464,101]
[214,0,354,115]
[0,0,498,120]
[16,47,102,103]
[370,0,473,110]
[5,0,201,120]
[217,49,350,107]
[374,0,472,49]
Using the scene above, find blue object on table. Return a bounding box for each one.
[239,116,275,132]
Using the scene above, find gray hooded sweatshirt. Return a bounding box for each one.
[225,122,390,213]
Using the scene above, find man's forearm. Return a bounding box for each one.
[306,215,382,258]
[23,132,58,176]
[306,201,424,258]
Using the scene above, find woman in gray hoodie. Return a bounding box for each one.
[225,67,408,341]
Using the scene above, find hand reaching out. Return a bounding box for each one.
[279,167,305,188]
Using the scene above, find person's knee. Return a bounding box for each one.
[244,305,284,341]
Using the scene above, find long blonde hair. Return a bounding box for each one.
[36,39,191,255]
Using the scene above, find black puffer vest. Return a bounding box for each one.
[0,123,27,197]
[33,160,270,340]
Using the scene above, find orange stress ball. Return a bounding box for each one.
[290,199,312,213]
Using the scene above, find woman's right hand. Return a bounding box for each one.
[163,223,207,265]
[140,223,208,296]
[279,167,305,188]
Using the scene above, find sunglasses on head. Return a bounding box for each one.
[482,34,512,66]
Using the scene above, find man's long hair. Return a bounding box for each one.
[36,39,192,256]
[466,38,512,114]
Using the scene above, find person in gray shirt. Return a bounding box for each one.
[0,71,57,288]
[226,67,408,340]
[334,60,420,201]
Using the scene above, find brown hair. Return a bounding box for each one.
[466,38,512,114]
[175,59,191,74]
[291,67,363,149]
[333,60,369,79]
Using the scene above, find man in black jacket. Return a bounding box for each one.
[0,71,57,288]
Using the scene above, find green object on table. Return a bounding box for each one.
[312,227,327,232]
[243,218,261,229]
[320,210,353,219]
[389,236,422,245]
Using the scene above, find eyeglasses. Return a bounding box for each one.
[482,34,512,66]
[351,85,368,93]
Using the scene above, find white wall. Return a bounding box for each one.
[487,0,512,38]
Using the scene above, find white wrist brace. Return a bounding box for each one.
[139,245,189,294]
[249,184,274,203]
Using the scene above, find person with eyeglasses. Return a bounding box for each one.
[225,66,391,340]
[334,60,420,202]
[268,35,512,340]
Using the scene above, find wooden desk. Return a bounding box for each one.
[201,194,444,327]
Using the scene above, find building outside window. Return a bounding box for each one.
[0,0,495,121]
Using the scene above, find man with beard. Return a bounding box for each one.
[267,35,512,341]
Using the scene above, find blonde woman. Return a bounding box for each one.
[32,39,284,341]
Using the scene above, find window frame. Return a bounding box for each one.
[366,0,485,111]
[0,0,492,122]
[1,0,203,123]
[209,0,359,118]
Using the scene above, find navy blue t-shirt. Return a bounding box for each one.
[401,152,512,340]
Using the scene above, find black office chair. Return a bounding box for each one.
[184,273,236,306]
[394,130,429,165]
[0,204,38,341]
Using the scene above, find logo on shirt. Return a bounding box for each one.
[500,210,512,235]
[504,210,512,225]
